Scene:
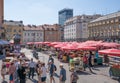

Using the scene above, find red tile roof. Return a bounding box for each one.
[23,25,44,31]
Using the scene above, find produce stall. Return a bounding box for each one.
[109,56,120,78]
[98,49,120,78]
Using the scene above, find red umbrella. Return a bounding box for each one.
[102,42,119,48]
[61,44,78,50]
[78,46,97,51]
[54,44,67,48]
[43,42,51,44]
[27,42,34,45]
[34,42,43,44]
[98,49,120,56]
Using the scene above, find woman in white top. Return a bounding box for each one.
[41,63,47,83]
[1,63,7,80]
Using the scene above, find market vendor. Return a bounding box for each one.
[62,53,67,62]
[95,50,99,58]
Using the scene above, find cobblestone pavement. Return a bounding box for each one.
[0,48,119,83]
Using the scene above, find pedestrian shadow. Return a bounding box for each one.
[76,70,97,75]
[54,73,60,78]
[2,80,8,83]
[77,71,91,75]
[92,68,100,71]
[94,65,109,68]
[29,78,38,83]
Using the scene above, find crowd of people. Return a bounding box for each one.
[0,53,80,83]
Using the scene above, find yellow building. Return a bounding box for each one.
[88,11,120,43]
[3,20,24,42]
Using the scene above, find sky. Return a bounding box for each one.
[4,0,120,25]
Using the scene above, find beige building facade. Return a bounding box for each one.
[88,11,120,42]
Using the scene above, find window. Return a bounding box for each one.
[49,32,52,34]
[83,24,86,27]
[19,29,21,32]
[31,33,35,36]
[6,28,11,32]
[40,33,42,36]
[28,33,29,36]
[37,33,39,36]
[14,29,16,32]
[24,33,26,36]
[27,38,29,42]
[37,38,39,41]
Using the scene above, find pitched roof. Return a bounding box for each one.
[23,25,43,31]
[42,24,60,30]
[91,11,120,23]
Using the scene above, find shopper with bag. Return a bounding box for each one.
[9,62,16,83]
[70,68,79,83]
[17,62,26,83]
[1,63,7,81]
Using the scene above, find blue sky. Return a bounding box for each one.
[4,0,120,25]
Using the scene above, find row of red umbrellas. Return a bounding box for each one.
[26,41,120,50]
[98,49,120,56]
[26,41,120,57]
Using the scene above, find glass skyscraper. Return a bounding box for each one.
[58,8,73,26]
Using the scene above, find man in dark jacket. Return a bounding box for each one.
[17,62,26,83]
[59,64,66,83]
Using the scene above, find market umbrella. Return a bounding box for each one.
[102,42,119,48]
[27,42,34,45]
[78,46,97,51]
[98,49,120,56]
[61,44,78,50]
[54,44,66,48]
[34,42,43,44]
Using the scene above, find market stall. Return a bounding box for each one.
[98,49,120,78]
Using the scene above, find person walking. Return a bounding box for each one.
[41,63,47,83]
[8,62,16,83]
[70,68,79,83]
[49,60,55,83]
[14,59,20,82]
[48,55,54,64]
[104,55,109,66]
[1,63,7,81]
[87,51,93,73]
[28,58,36,79]
[17,62,26,83]
[37,61,42,83]
[83,53,88,71]
[59,64,66,83]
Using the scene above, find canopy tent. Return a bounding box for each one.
[61,44,78,50]
[34,42,43,44]
[77,46,97,51]
[102,42,120,48]
[26,42,34,45]
[98,49,120,56]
